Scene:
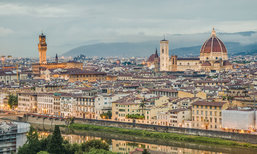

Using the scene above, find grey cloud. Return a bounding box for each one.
[0,0,257,57]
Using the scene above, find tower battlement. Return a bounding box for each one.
[38,33,47,64]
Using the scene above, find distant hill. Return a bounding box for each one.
[62,31,257,57]
[63,41,257,57]
[62,41,159,57]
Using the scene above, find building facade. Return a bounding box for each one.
[32,33,83,76]
[191,101,228,130]
[149,28,233,72]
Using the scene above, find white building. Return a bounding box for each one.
[157,108,191,127]
[222,108,256,131]
[73,95,96,119]
[95,93,129,119]
[18,93,37,113]
[37,93,54,115]
[60,94,75,117]
[0,71,28,85]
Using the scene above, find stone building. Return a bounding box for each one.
[191,101,228,130]
[146,48,159,72]
[149,28,233,72]
[32,33,83,76]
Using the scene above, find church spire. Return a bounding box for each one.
[55,53,58,63]
[211,27,216,37]
[155,48,158,58]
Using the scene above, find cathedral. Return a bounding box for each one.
[32,33,83,75]
[147,28,233,72]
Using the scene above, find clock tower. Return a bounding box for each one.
[38,33,47,64]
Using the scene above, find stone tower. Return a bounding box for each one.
[38,33,47,64]
[160,38,169,71]
[170,55,177,71]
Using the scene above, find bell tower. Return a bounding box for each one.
[38,33,47,64]
[160,37,169,71]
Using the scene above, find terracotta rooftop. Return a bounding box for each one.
[192,101,226,107]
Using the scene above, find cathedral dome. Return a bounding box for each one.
[201,61,211,66]
[200,28,227,54]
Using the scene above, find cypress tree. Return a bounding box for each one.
[48,125,64,154]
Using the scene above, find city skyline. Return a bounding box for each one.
[0,0,257,57]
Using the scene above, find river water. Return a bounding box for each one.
[34,128,257,154]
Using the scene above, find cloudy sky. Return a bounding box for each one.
[0,0,257,57]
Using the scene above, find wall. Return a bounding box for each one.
[21,115,257,144]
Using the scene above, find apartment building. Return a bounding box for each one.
[18,93,37,112]
[191,101,228,130]
[73,95,96,119]
[60,94,75,117]
[37,93,54,115]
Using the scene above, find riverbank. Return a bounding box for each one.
[3,115,257,147]
[66,123,257,149]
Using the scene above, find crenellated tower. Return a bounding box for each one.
[38,33,47,64]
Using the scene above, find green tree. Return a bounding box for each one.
[48,125,64,154]
[100,111,112,119]
[87,148,115,154]
[126,114,144,119]
[26,126,39,144]
[63,142,81,154]
[142,149,150,154]
[8,94,18,109]
[18,126,41,154]
[81,140,109,152]
[139,98,146,116]
[37,151,49,154]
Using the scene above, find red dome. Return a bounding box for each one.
[200,29,227,54]
[201,61,211,66]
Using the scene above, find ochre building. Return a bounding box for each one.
[32,33,83,75]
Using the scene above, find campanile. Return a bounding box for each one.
[38,33,47,64]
